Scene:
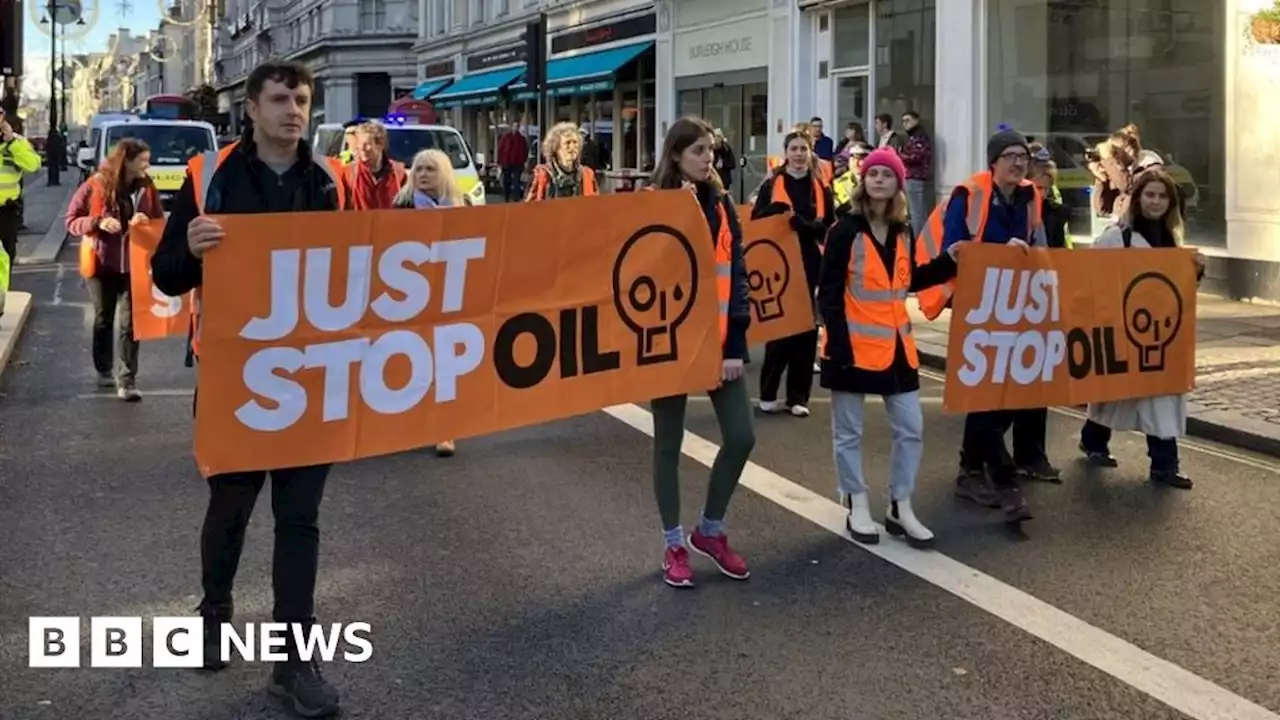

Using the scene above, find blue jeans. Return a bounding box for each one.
[906,179,928,238]
[832,391,923,501]
[1080,419,1179,473]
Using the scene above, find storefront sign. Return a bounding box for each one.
[551,13,656,54]
[674,16,769,77]
[466,45,527,72]
[422,58,455,79]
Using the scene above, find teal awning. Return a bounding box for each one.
[431,67,525,107]
[411,78,452,100]
[509,40,653,100]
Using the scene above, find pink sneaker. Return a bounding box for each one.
[663,546,695,588]
[689,530,750,580]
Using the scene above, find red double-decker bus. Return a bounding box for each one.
[134,94,200,120]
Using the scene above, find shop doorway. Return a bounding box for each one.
[678,82,768,204]
[833,72,870,149]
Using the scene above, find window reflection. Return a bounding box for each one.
[987,0,1225,244]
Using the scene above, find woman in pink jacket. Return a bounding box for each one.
[65,138,164,401]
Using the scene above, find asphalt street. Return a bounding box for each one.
[1,255,1279,720]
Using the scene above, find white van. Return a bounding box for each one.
[313,120,486,206]
[80,119,218,210]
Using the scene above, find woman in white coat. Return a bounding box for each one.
[1078,167,1205,488]
[393,148,472,457]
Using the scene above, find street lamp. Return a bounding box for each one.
[38,0,84,186]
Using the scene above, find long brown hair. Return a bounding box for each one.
[95,138,153,211]
[651,116,723,193]
[1125,167,1185,245]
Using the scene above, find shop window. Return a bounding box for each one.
[678,89,700,120]
[987,0,1225,245]
[832,3,870,69]
[874,0,935,130]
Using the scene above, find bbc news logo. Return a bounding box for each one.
[28,617,373,668]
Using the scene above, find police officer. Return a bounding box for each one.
[339,119,359,164]
[0,106,42,263]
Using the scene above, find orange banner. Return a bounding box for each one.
[943,244,1197,413]
[739,214,816,344]
[194,191,723,476]
[128,221,193,341]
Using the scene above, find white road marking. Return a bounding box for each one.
[76,388,192,399]
[51,263,65,306]
[603,402,1280,720]
[916,367,1280,475]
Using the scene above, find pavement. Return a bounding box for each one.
[14,171,77,265]
[908,298,1280,458]
[2,257,1280,719]
[0,170,76,389]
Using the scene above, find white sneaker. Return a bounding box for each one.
[758,400,784,413]
[884,498,935,549]
[843,492,879,544]
[813,361,821,373]
[790,405,810,418]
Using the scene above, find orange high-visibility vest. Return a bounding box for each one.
[769,169,826,220]
[816,159,834,186]
[344,158,408,195]
[525,164,598,201]
[822,231,918,371]
[712,200,734,344]
[644,185,731,343]
[186,141,348,357]
[913,172,1044,320]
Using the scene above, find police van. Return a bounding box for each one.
[313,117,486,206]
[79,118,219,210]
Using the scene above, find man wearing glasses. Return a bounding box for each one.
[931,128,1049,526]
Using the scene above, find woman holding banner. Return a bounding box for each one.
[751,128,834,417]
[647,117,755,588]
[393,147,473,457]
[65,138,164,401]
[524,122,599,201]
[817,149,967,548]
[1079,167,1205,489]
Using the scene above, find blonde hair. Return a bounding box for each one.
[403,148,464,207]
[356,120,388,148]
[847,181,909,225]
[1126,167,1185,246]
[542,122,581,163]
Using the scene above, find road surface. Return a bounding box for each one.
[1,259,1278,720]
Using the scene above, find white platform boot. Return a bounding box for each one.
[842,492,879,545]
[884,498,935,549]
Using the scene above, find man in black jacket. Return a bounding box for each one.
[152,60,349,718]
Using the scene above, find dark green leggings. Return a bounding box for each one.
[649,378,756,531]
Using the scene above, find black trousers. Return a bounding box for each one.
[0,202,18,263]
[759,328,818,406]
[85,270,139,384]
[199,465,331,623]
[960,409,1048,487]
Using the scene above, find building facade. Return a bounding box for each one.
[413,0,656,181]
[657,0,1272,301]
[214,0,418,132]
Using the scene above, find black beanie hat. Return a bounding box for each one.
[987,129,1029,167]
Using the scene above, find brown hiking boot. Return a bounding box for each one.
[954,470,1002,508]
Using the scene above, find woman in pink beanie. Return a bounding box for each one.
[815,146,973,549]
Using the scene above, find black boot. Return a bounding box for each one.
[268,635,341,718]
[198,601,232,671]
